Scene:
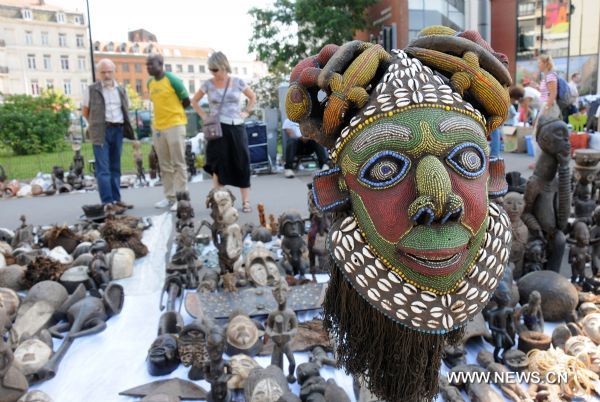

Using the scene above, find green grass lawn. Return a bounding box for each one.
[0,141,152,181]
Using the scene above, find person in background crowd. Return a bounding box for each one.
[146,53,191,211]
[569,105,588,132]
[507,86,524,126]
[536,54,560,121]
[192,51,257,213]
[82,58,135,215]
[566,72,581,122]
[282,118,329,178]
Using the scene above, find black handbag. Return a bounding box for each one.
[203,78,230,141]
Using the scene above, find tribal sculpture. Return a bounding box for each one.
[286,26,511,402]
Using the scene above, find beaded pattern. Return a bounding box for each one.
[328,202,511,333]
[330,49,486,162]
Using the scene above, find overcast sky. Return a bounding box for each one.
[49,0,271,60]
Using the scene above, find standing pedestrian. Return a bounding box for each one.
[82,58,135,214]
[536,54,560,121]
[191,51,257,213]
[146,53,191,210]
[566,72,581,121]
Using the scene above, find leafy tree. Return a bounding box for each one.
[126,84,143,110]
[249,0,377,73]
[253,72,287,109]
[0,90,72,155]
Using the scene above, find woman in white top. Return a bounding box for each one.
[192,52,257,213]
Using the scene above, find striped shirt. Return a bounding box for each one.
[539,72,557,104]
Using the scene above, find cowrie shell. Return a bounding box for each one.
[363,105,377,116]
[393,292,407,305]
[442,315,454,330]
[381,102,394,112]
[365,264,378,279]
[411,301,427,314]
[422,84,435,92]
[441,294,452,308]
[377,94,391,104]
[350,116,361,127]
[403,283,417,295]
[439,85,452,94]
[451,300,465,313]
[424,93,438,103]
[408,78,420,91]
[430,307,443,318]
[440,94,454,104]
[340,218,356,232]
[421,291,436,302]
[466,288,479,300]
[350,251,365,266]
[394,88,409,98]
[396,309,408,319]
[342,235,354,251]
[340,126,350,138]
[356,274,368,288]
[368,289,380,301]
[377,278,392,292]
[376,83,387,94]
[396,98,411,108]
[412,92,424,103]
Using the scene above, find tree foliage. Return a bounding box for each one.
[249,0,377,73]
[253,72,287,109]
[0,90,72,155]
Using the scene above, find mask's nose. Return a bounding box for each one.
[407,155,464,225]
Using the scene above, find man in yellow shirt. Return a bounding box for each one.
[146,54,191,210]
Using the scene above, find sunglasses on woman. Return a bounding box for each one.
[209,68,219,73]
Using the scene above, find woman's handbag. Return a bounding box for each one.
[203,78,230,141]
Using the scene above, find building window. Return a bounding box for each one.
[176,64,183,73]
[80,79,88,95]
[56,12,65,23]
[58,33,67,47]
[76,35,84,48]
[60,55,69,71]
[135,79,142,94]
[25,31,33,45]
[122,63,129,72]
[46,80,54,90]
[31,80,40,95]
[74,15,82,24]
[43,55,51,70]
[242,67,247,75]
[165,64,172,72]
[188,65,194,73]
[123,79,130,88]
[233,67,239,74]
[78,56,86,71]
[27,54,36,70]
[189,80,195,93]
[132,44,140,53]
[199,65,206,73]
[41,32,49,45]
[134,63,141,73]
[107,42,114,52]
[21,9,32,20]
[63,80,71,95]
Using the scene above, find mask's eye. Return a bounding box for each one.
[359,151,410,188]
[446,143,486,178]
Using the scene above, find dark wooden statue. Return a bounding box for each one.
[11,215,34,249]
[522,116,571,272]
[266,279,298,383]
[205,327,232,402]
[185,141,197,180]
[591,207,600,276]
[278,210,308,278]
[522,239,545,276]
[569,221,591,286]
[149,145,160,180]
[488,291,516,363]
[67,150,85,190]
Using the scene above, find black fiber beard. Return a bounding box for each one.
[323,256,464,402]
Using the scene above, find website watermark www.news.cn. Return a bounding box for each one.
[447,370,569,385]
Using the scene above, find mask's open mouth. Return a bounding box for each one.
[405,252,461,267]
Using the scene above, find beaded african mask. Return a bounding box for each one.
[286,26,512,402]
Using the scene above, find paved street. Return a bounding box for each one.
[0,152,537,229]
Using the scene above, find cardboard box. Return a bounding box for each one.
[503,126,532,153]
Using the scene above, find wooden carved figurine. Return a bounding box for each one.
[503,192,528,279]
[266,279,298,383]
[149,145,160,180]
[514,290,544,333]
[185,142,197,180]
[476,351,532,402]
[590,207,600,276]
[278,210,308,277]
[522,116,571,272]
[568,221,591,286]
[205,328,232,402]
[488,291,516,364]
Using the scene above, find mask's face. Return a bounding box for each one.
[227,315,258,349]
[339,108,489,293]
